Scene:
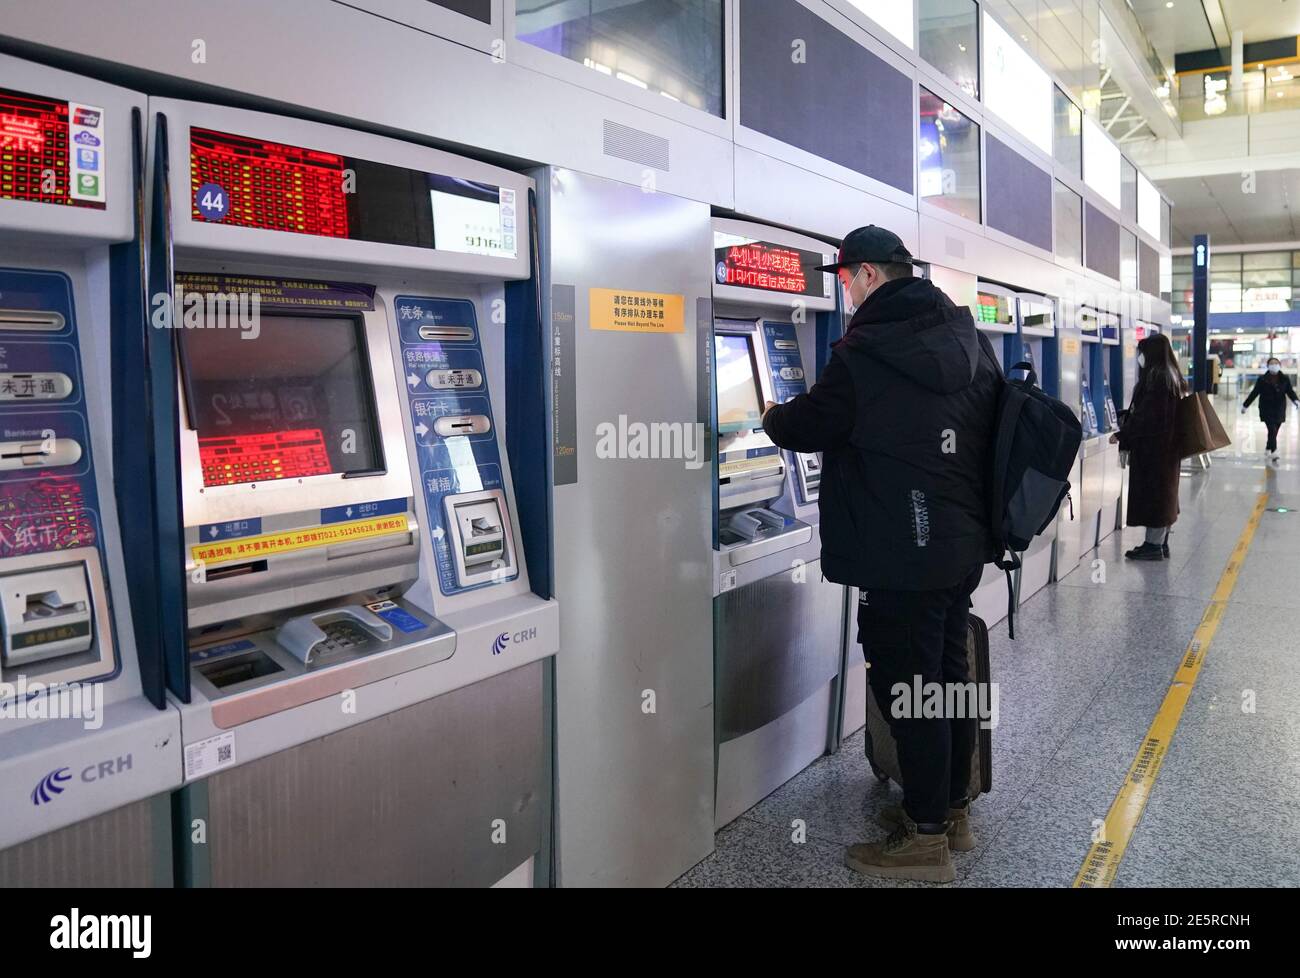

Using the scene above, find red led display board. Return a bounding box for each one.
[0,86,106,209]
[191,128,350,237]
[199,428,333,487]
[714,239,828,298]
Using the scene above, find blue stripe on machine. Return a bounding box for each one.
[320,498,409,524]
[199,519,262,542]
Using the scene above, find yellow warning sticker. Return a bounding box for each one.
[191,515,410,567]
[590,288,685,334]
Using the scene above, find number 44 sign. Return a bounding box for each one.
[196,182,229,221]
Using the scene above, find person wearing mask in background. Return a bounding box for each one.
[1241,357,1299,461]
[760,226,1003,883]
[1112,333,1187,560]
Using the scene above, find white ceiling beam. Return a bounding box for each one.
[1105,96,1133,130]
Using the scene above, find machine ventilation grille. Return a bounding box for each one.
[603,120,670,171]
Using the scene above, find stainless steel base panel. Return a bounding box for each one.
[715,684,835,828]
[714,562,842,827]
[180,660,546,887]
[0,794,173,887]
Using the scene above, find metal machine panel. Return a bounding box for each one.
[0,794,172,888]
[198,661,544,887]
[839,584,868,742]
[542,168,714,887]
[714,564,842,742]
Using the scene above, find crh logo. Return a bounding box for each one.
[30,754,133,807]
[31,768,71,805]
[491,627,538,656]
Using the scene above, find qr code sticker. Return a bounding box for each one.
[217,744,232,764]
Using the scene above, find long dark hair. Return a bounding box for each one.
[1265,356,1283,384]
[1131,332,1187,407]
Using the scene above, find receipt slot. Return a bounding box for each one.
[709,218,847,829]
[0,54,180,887]
[152,98,556,887]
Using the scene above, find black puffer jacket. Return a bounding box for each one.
[763,277,1003,590]
[1242,371,1299,426]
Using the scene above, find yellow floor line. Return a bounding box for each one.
[1073,491,1270,888]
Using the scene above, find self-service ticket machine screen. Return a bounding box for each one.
[156,99,555,887]
[715,325,791,543]
[0,56,178,887]
[709,218,844,829]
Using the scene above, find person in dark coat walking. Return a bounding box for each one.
[761,226,1003,883]
[1241,357,1299,460]
[1114,333,1186,560]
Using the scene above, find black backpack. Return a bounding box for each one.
[985,358,1083,638]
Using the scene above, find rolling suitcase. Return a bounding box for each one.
[863,613,993,800]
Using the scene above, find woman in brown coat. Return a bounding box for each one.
[1112,333,1187,560]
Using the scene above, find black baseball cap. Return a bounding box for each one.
[814,225,916,273]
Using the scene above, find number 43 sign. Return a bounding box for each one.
[196,182,229,221]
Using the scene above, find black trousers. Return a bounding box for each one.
[1266,420,1281,452]
[859,564,984,824]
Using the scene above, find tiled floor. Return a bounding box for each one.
[675,392,1300,887]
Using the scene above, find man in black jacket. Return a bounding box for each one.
[762,226,1002,883]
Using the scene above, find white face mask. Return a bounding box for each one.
[1269,364,1281,374]
[1137,352,1146,368]
[842,265,869,316]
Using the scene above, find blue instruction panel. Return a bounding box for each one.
[0,267,116,678]
[395,295,517,596]
[762,320,817,504]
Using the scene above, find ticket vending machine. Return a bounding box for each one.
[710,218,845,828]
[1015,290,1059,603]
[969,281,1018,625]
[1072,306,1107,565]
[149,99,557,887]
[1055,308,1087,576]
[1095,310,1124,542]
[1114,324,1139,523]
[0,55,181,886]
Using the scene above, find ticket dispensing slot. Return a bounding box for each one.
[445,489,514,587]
